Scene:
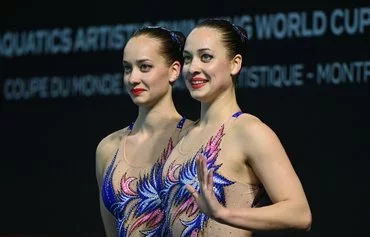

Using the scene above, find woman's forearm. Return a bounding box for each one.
[215,200,312,232]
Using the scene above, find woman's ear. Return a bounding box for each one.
[169,61,181,83]
[230,54,242,76]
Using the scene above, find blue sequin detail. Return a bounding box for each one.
[232,111,243,118]
[177,117,186,129]
[101,117,186,236]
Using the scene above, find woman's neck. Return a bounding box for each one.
[133,96,180,134]
[199,88,240,127]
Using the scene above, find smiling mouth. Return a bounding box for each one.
[189,78,208,89]
[131,88,145,96]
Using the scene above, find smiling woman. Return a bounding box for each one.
[95,26,193,237]
[160,18,312,237]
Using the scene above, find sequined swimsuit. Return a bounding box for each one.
[161,112,264,237]
[101,117,186,237]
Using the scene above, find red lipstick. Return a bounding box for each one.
[131,88,145,96]
[189,77,208,89]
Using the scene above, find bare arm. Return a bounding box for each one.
[187,119,311,231]
[95,131,122,237]
[99,196,117,236]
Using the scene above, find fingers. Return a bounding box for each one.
[196,154,203,184]
[186,184,199,199]
[207,168,214,191]
[197,154,208,185]
[197,154,214,193]
[201,156,208,187]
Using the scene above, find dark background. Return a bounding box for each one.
[1,1,369,236]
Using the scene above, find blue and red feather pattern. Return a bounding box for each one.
[102,139,174,236]
[162,125,235,237]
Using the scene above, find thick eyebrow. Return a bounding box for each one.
[183,48,212,55]
[198,48,212,52]
[122,58,152,65]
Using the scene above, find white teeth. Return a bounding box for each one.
[191,80,206,85]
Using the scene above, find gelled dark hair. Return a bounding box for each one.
[196,19,248,68]
[131,26,185,68]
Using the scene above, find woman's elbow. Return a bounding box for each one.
[298,208,312,231]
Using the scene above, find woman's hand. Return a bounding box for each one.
[186,154,227,221]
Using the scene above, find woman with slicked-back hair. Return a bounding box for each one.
[95,26,192,237]
[160,19,312,236]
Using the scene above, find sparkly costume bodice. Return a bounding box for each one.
[161,112,264,237]
[101,117,186,237]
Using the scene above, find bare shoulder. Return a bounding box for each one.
[96,129,124,157]
[232,113,277,139]
[231,113,285,162]
[95,128,127,184]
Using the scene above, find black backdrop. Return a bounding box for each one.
[1,1,369,236]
